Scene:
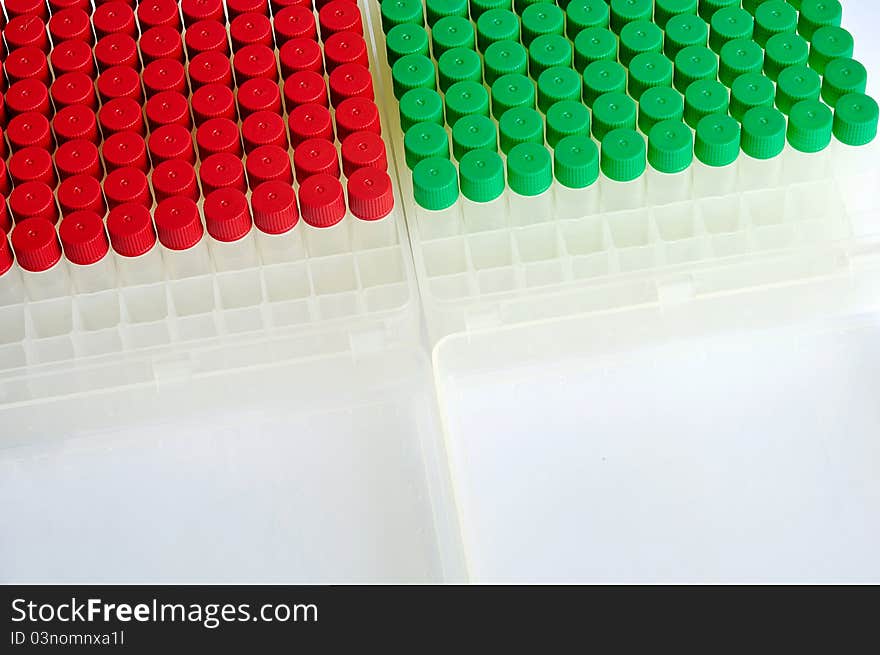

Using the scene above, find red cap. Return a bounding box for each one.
[0,196,11,235]
[94,33,140,72]
[329,63,374,107]
[106,203,157,257]
[148,124,196,166]
[233,44,278,84]
[6,79,51,117]
[151,159,200,202]
[251,180,299,234]
[51,72,97,111]
[145,92,192,131]
[191,84,237,125]
[279,38,324,78]
[142,58,188,97]
[181,0,224,27]
[97,65,142,103]
[237,77,283,117]
[288,103,334,147]
[102,131,149,172]
[273,5,317,45]
[9,147,56,187]
[242,110,289,152]
[204,188,253,242]
[55,139,103,180]
[245,145,293,188]
[9,182,59,225]
[318,1,363,41]
[283,70,328,112]
[140,26,184,65]
[98,97,145,137]
[47,8,92,44]
[185,19,230,57]
[103,167,152,210]
[188,50,233,89]
[53,105,98,144]
[199,152,247,195]
[50,0,93,12]
[59,211,110,265]
[136,0,181,30]
[230,12,274,50]
[57,174,106,217]
[272,0,313,10]
[293,138,340,183]
[7,111,53,152]
[49,39,95,77]
[334,96,381,141]
[299,174,346,228]
[11,217,62,272]
[0,233,12,276]
[323,31,369,73]
[5,15,49,53]
[93,1,137,39]
[196,118,243,159]
[6,0,49,20]
[347,167,394,221]
[341,130,388,178]
[226,0,269,18]
[154,196,204,250]
[4,46,50,84]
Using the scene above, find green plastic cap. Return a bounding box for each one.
[573,27,618,71]
[499,106,545,153]
[528,33,573,78]
[719,38,764,86]
[537,66,582,113]
[741,106,787,160]
[787,99,833,153]
[468,0,511,20]
[452,114,498,159]
[776,65,821,114]
[798,0,842,41]
[582,60,627,107]
[600,128,646,182]
[553,135,599,188]
[654,0,699,31]
[476,9,520,51]
[664,13,708,61]
[592,92,637,141]
[821,57,868,108]
[742,0,769,11]
[709,7,754,52]
[412,157,459,210]
[648,120,694,173]
[628,52,674,102]
[385,24,430,66]
[506,142,553,196]
[545,99,591,147]
[459,149,505,202]
[698,0,738,23]
[808,26,854,75]
[763,32,808,81]
[431,16,475,57]
[729,72,775,121]
[404,121,450,168]
[483,40,528,86]
[399,87,445,132]
[521,2,565,47]
[609,0,653,33]
[491,73,536,118]
[565,0,611,39]
[444,80,490,127]
[638,86,685,133]
[619,20,663,67]
[695,113,740,166]
[674,46,719,93]
[684,79,730,129]
[514,0,546,12]
[392,54,436,98]
[833,93,880,147]
[753,1,797,47]
[426,0,469,27]
[381,0,425,34]
[438,48,483,91]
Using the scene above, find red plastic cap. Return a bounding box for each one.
[181,0,224,27]
[279,38,324,78]
[97,65,142,103]
[102,131,149,172]
[6,0,50,20]
[6,79,51,117]
[51,72,97,111]
[237,77,283,117]
[93,1,137,39]
[341,130,388,178]
[55,139,103,180]
[5,15,49,53]
[288,103,334,147]
[151,159,200,202]
[149,124,196,166]
[191,84,237,125]
[251,180,299,234]
[233,44,279,84]
[199,152,247,195]
[140,26,185,65]
[318,1,363,41]
[323,31,369,73]
[57,174,106,217]
[49,39,94,77]
[273,5,317,45]
[188,51,233,89]
[48,7,92,44]
[334,96,381,141]
[0,233,13,276]
[245,144,294,188]
[99,97,145,137]
[185,19,230,57]
[230,12,274,50]
[50,0,93,12]
[272,0,312,10]
[204,188,253,242]
[94,33,140,72]
[329,63,374,107]
[347,167,394,221]
[196,118,243,158]
[106,203,157,257]
[299,174,346,228]
[9,181,59,225]
[11,217,62,272]
[293,138,340,183]
[146,91,193,130]
[59,211,110,265]
[4,46,50,84]
[104,167,152,210]
[52,105,98,143]
[227,0,269,18]
[143,58,188,97]
[7,111,53,152]
[137,0,181,30]
[9,146,56,187]
[283,70,329,112]
[242,110,289,152]
[154,196,205,250]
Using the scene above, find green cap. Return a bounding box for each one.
[444,80,491,127]
[833,93,879,147]
[521,2,565,47]
[695,113,740,166]
[821,57,868,108]
[741,106,787,159]
[452,114,498,159]
[628,52,674,102]
[742,0,769,11]
[582,60,626,107]
[506,142,553,196]
[618,20,663,68]
[565,0,611,39]
[775,65,821,114]
[553,135,599,188]
[648,120,694,173]
[797,0,842,41]
[545,99,591,147]
[763,32,808,81]
[753,1,797,47]
[664,14,708,62]
[438,48,483,91]
[468,0,511,20]
[654,0,699,31]
[592,92,637,141]
[483,40,528,86]
[431,16,475,57]
[719,38,764,86]
[787,99,833,152]
[573,27,618,71]
[537,66,582,112]
[385,24,430,66]
[729,72,775,121]
[381,0,425,34]
[638,86,685,133]
[392,54,436,98]
[808,26,854,75]
[404,122,450,168]
[600,128,646,182]
[491,73,536,118]
[412,157,459,210]
[399,87,445,132]
[609,0,653,33]
[476,9,520,51]
[528,33,573,78]
[709,7,754,53]
[499,106,545,153]
[426,0,468,27]
[459,149,505,202]
[514,0,546,11]
[674,46,719,93]
[684,79,729,128]
[698,0,738,23]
